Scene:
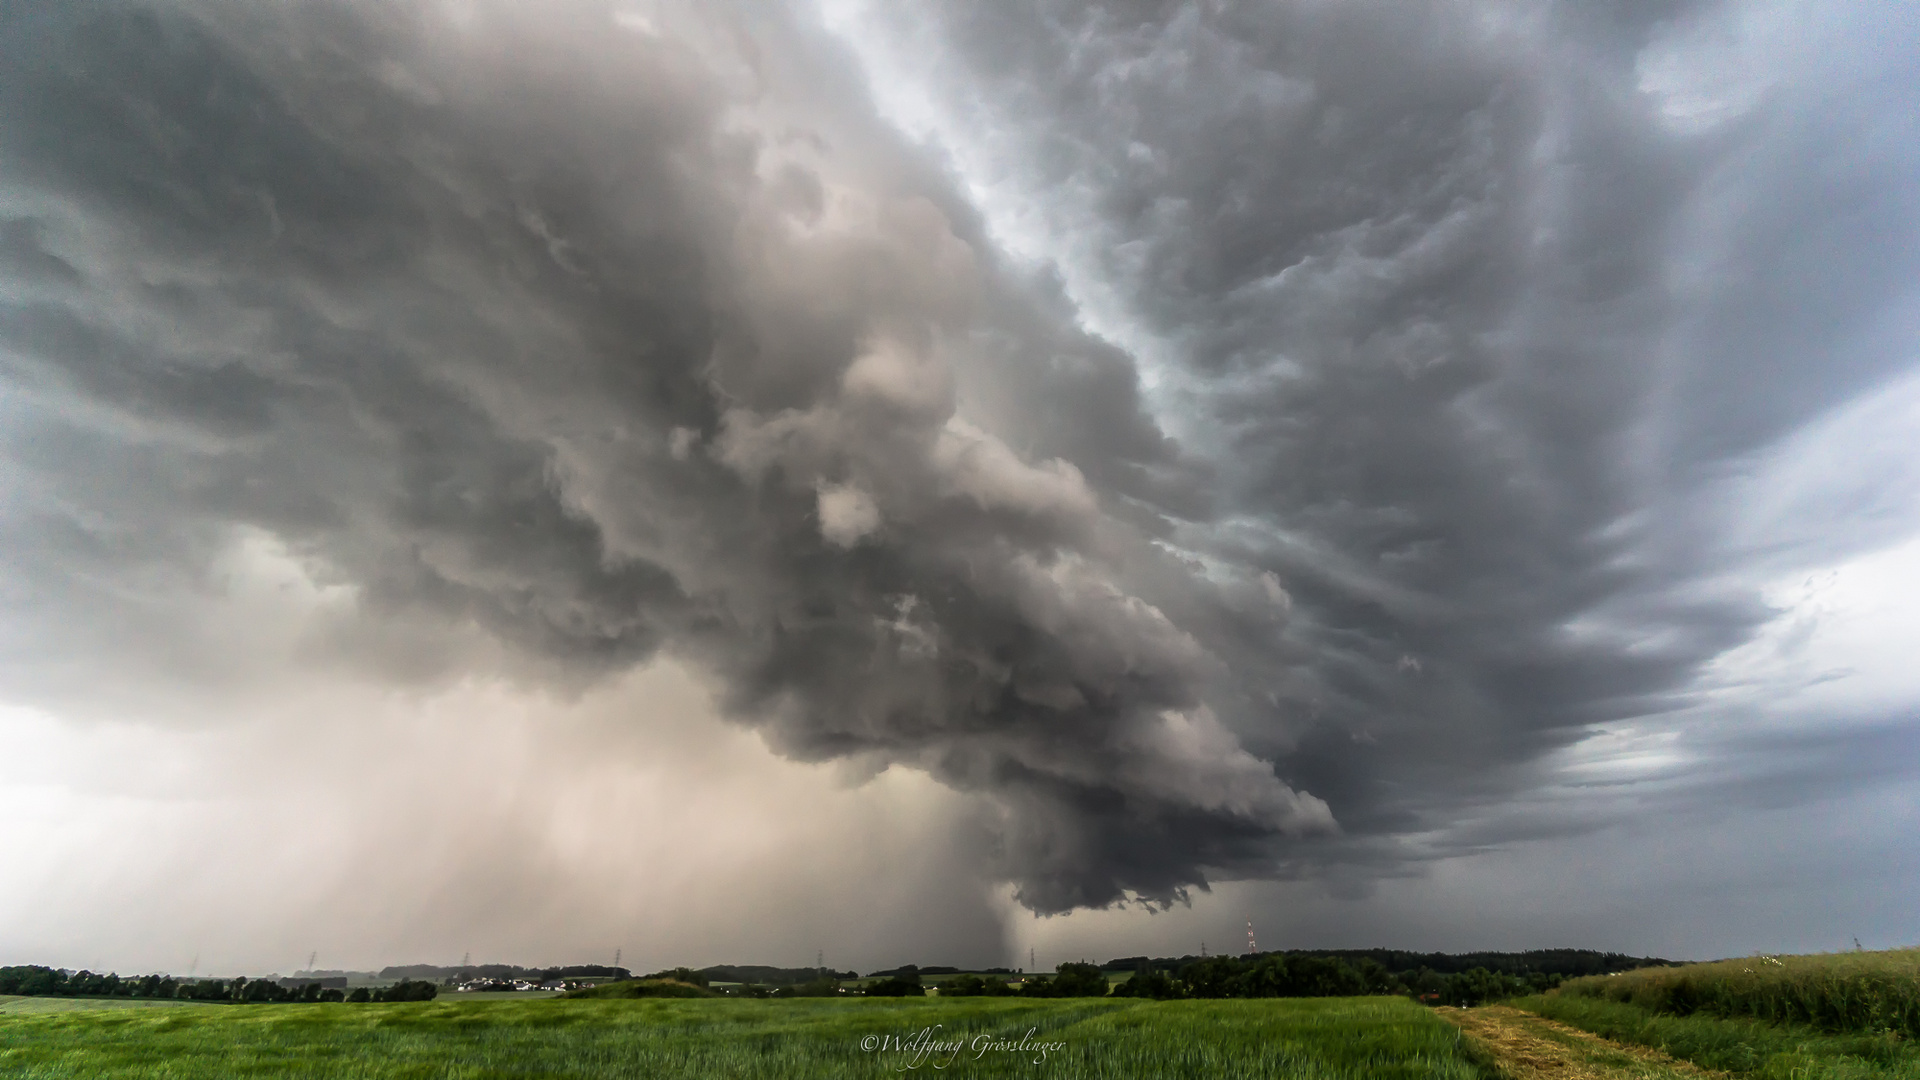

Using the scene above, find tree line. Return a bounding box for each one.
[1107,953,1566,1005]
[0,965,437,1004]
[4,948,1668,1007]
[632,956,1586,1004]
[854,957,1565,1004]
[378,963,630,982]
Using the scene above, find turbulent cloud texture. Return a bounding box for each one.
[2,0,1917,941]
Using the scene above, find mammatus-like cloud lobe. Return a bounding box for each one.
[1,0,1916,922]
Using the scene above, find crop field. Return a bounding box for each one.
[1503,948,1920,1080]
[1509,994,1920,1079]
[0,994,1496,1080]
[0,997,214,1016]
[1551,949,1920,1038]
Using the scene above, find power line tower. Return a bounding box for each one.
[613,948,622,972]
[1246,919,1257,956]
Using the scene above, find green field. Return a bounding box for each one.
[1513,993,1920,1079]
[1507,947,1920,1079]
[0,997,214,1016]
[0,995,1496,1079]
[1554,948,1920,1038]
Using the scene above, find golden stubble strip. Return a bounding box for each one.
[1438,1005,1733,1080]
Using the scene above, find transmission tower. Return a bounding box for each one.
[614,948,622,971]
[1246,920,1257,955]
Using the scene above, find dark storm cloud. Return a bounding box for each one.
[842,0,1920,865]
[0,0,1316,914]
[1,0,1915,917]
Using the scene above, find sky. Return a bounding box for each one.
[1,0,1916,978]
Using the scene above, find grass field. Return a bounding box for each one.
[0,995,1496,1079]
[0,997,214,1016]
[1502,949,1920,1079]
[1552,950,1920,1039]
[1512,993,1920,1079]
[1442,1004,1725,1080]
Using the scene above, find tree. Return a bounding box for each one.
[1180,957,1241,999]
[374,979,439,1002]
[864,974,925,997]
[944,973,986,996]
[1051,963,1109,997]
[642,967,709,988]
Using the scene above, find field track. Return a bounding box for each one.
[1442,1005,1727,1080]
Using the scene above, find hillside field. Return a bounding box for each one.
[0,994,1495,1080]
[1507,948,1920,1079]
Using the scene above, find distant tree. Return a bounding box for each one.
[865,972,926,997]
[373,979,439,1002]
[0,966,66,996]
[943,974,986,997]
[179,979,232,1002]
[1115,967,1181,1000]
[1406,967,1449,1001]
[643,967,709,988]
[1179,957,1241,999]
[1234,956,1292,998]
[1443,968,1529,1007]
[1051,963,1109,997]
[1289,956,1368,997]
[788,977,841,997]
[1017,975,1055,998]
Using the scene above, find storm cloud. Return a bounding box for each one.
[2,0,1917,959]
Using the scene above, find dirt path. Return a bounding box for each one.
[1438,1005,1730,1080]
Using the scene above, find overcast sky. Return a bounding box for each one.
[2,0,1916,978]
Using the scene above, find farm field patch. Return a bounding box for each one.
[1501,948,1920,1079]
[0,997,215,1016]
[0,994,1491,1080]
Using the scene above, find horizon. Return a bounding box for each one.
[3,0,1918,976]
[18,942,1697,984]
